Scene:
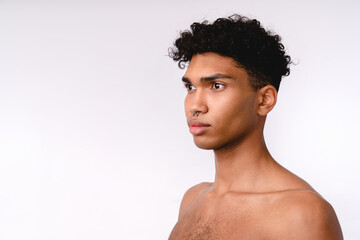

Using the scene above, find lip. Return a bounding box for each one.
[188,120,211,135]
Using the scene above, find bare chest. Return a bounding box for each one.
[168,197,269,240]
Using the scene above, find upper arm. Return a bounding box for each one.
[284,194,343,240]
[177,182,211,220]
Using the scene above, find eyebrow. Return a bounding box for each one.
[182,73,233,84]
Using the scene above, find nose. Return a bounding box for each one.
[186,89,208,117]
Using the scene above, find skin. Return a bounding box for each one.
[168,52,343,240]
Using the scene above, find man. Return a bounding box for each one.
[168,15,343,239]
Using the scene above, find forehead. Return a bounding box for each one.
[184,52,249,81]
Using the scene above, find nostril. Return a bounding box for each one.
[190,111,201,117]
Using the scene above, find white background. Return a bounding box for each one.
[0,0,359,239]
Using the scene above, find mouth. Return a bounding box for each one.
[188,120,211,135]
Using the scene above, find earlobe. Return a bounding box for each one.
[257,85,277,116]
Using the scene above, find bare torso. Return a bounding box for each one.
[169,183,342,240]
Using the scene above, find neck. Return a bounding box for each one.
[212,127,276,194]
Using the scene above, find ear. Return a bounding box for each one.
[257,85,277,116]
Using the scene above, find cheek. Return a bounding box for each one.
[211,96,257,133]
[191,100,257,150]
[184,95,191,115]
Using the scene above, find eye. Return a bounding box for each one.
[213,82,225,90]
[184,84,196,91]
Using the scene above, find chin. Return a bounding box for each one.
[193,137,223,150]
[193,133,246,151]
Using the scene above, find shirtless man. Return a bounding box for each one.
[168,15,343,239]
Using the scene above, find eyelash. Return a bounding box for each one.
[184,84,195,91]
[212,82,225,90]
[184,82,225,91]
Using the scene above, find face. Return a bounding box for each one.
[183,52,261,150]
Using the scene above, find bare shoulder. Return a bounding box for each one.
[275,190,343,240]
[178,182,212,219]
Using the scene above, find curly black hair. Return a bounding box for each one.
[169,15,292,91]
